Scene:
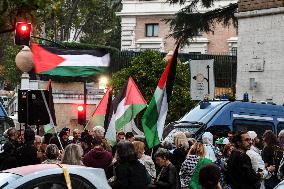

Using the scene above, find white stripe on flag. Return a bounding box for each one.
[58,54,110,67]
[155,89,168,140]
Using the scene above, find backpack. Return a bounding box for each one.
[189,158,213,189]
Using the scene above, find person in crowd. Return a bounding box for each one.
[0,142,18,170]
[112,131,126,156]
[202,132,217,162]
[199,164,222,189]
[215,137,230,153]
[180,142,212,189]
[50,129,71,150]
[42,133,53,145]
[226,131,262,189]
[16,128,40,166]
[80,134,94,156]
[247,131,274,189]
[262,130,282,189]
[161,140,174,151]
[170,132,189,189]
[17,129,24,145]
[227,131,235,143]
[222,143,234,159]
[92,126,112,152]
[151,148,177,189]
[61,143,83,165]
[278,129,284,150]
[72,129,81,144]
[4,127,20,152]
[35,135,45,162]
[83,137,112,171]
[125,132,135,142]
[42,144,61,164]
[133,141,156,182]
[109,141,148,189]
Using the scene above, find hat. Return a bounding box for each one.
[247,131,257,140]
[215,137,229,145]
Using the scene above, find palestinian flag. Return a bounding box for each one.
[142,43,180,148]
[31,42,110,77]
[85,86,112,131]
[105,77,147,143]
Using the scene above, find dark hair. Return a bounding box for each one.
[59,130,68,138]
[116,141,137,163]
[199,164,221,189]
[125,132,134,139]
[93,137,102,146]
[81,134,93,146]
[154,148,170,160]
[43,133,53,144]
[263,130,277,146]
[81,130,89,139]
[232,131,247,148]
[62,127,70,132]
[24,128,35,142]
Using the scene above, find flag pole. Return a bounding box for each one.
[36,77,64,150]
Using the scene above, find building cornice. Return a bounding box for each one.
[235,7,284,19]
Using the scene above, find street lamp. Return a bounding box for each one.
[15,46,34,90]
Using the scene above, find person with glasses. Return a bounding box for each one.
[226,131,262,189]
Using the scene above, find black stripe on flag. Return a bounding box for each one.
[40,45,109,57]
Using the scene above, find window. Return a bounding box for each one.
[277,123,284,134]
[233,119,274,137]
[146,24,159,37]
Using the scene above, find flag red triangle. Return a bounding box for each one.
[125,76,147,105]
[92,86,113,116]
[31,43,65,73]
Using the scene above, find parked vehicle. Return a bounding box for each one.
[0,164,111,189]
[163,100,284,141]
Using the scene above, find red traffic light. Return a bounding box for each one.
[77,105,84,112]
[15,22,32,46]
[21,25,27,31]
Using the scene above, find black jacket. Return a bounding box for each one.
[155,163,177,189]
[16,141,40,166]
[226,150,261,189]
[110,160,148,189]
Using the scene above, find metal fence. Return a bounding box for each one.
[110,51,237,97]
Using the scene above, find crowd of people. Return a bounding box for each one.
[1,125,284,189]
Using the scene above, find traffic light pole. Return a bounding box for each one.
[83,80,87,126]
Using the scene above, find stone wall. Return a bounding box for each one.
[236,8,284,103]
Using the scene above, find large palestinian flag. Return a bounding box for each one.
[105,77,147,143]
[86,86,112,131]
[31,42,110,77]
[142,43,180,148]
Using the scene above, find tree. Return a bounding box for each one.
[1,46,21,89]
[111,50,196,124]
[167,0,238,45]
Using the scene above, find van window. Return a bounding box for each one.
[233,119,274,137]
[277,123,284,134]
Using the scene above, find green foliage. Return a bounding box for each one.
[166,0,238,45]
[2,46,21,88]
[111,50,196,124]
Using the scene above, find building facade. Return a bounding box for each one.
[117,0,238,54]
[236,0,284,103]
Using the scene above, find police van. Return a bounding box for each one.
[163,100,284,141]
